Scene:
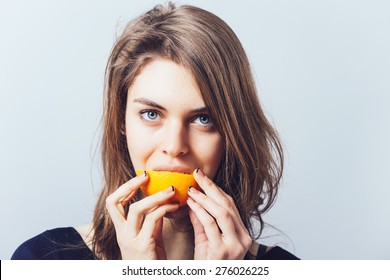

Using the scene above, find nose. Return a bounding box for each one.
[160,121,189,157]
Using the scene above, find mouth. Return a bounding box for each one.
[152,165,194,175]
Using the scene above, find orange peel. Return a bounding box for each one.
[136,170,199,206]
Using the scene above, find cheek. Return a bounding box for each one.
[126,137,143,168]
[195,134,224,178]
[125,120,154,169]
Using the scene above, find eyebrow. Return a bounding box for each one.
[133,98,166,111]
[133,98,210,114]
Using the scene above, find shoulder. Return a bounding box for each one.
[258,246,300,260]
[246,241,300,260]
[11,227,93,260]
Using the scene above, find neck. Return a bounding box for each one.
[162,216,194,260]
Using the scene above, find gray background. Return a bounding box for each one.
[1,0,389,259]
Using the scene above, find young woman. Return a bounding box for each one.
[12,2,298,260]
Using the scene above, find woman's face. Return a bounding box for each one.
[125,59,224,180]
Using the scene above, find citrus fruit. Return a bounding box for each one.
[136,170,199,206]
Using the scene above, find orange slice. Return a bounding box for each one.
[136,170,199,206]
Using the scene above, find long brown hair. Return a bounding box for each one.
[92,2,283,259]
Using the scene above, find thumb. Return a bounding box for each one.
[188,207,207,244]
[153,218,164,244]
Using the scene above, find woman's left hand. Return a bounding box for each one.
[187,168,253,260]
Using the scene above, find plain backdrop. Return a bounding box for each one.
[1,0,389,260]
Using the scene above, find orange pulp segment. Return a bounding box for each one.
[136,170,199,206]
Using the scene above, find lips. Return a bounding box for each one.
[152,165,194,174]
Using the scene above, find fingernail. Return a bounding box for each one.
[188,186,198,193]
[165,186,174,193]
[196,168,204,177]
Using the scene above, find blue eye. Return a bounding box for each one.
[199,115,209,124]
[194,114,212,126]
[140,110,159,121]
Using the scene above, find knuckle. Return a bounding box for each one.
[218,209,230,220]
[204,216,216,227]
[205,178,214,188]
[244,236,253,249]
[222,196,234,209]
[105,194,114,205]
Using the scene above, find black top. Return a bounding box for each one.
[11,227,94,260]
[11,227,299,260]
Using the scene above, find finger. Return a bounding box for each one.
[188,205,208,244]
[105,172,148,228]
[138,203,180,238]
[153,218,164,245]
[194,168,221,196]
[127,186,176,234]
[121,171,148,206]
[194,169,239,216]
[188,187,237,239]
[194,169,248,236]
[187,196,223,243]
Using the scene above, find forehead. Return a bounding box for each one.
[128,59,205,108]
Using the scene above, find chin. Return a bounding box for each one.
[164,205,189,219]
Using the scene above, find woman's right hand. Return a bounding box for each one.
[105,171,180,259]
